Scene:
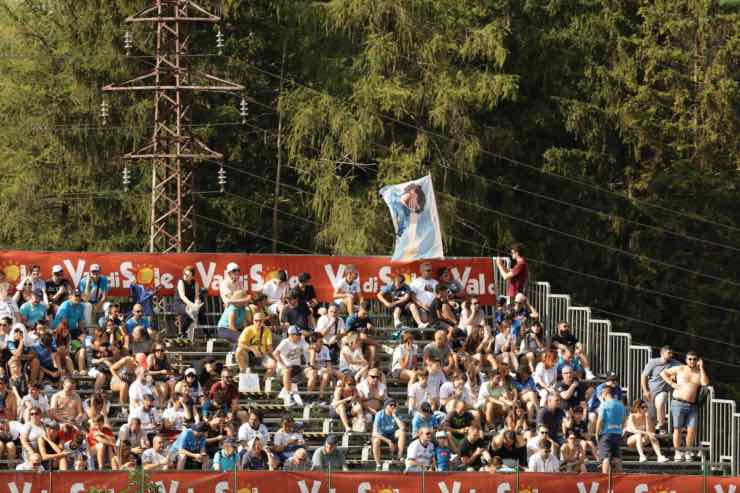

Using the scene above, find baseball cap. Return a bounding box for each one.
[514,293,526,303]
[226,262,240,272]
[435,431,448,439]
[90,264,101,272]
[184,368,197,376]
[191,422,208,433]
[420,402,433,414]
[52,265,63,274]
[32,289,43,298]
[288,325,301,335]
[384,399,397,407]
[223,438,237,447]
[71,288,82,297]
[325,435,338,445]
[606,371,618,381]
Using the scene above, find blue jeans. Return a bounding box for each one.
[671,399,698,429]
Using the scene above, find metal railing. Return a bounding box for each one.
[628,345,651,404]
[588,318,611,376]
[608,332,632,396]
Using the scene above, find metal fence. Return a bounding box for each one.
[588,318,611,376]
[627,345,651,404]
[608,332,632,394]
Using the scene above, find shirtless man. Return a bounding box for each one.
[660,351,709,462]
[49,377,85,425]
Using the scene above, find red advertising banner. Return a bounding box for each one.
[0,251,498,303]
[0,471,735,493]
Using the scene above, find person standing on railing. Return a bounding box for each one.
[641,346,679,435]
[660,351,710,462]
[496,243,528,299]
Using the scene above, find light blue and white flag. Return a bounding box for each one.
[380,175,444,261]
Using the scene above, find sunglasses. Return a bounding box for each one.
[186,374,196,378]
[687,357,698,361]
[539,430,547,435]
[134,310,143,314]
[154,348,164,352]
[368,375,379,379]
[30,412,40,416]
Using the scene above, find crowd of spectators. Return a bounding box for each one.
[0,245,710,473]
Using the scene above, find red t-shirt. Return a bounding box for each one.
[87,425,114,448]
[507,259,528,298]
[209,381,239,408]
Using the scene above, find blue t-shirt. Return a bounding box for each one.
[346,314,372,332]
[212,449,239,471]
[78,275,109,303]
[32,341,57,369]
[380,282,412,301]
[557,356,584,375]
[514,376,537,394]
[52,300,85,331]
[373,410,398,437]
[599,398,626,435]
[169,428,205,454]
[20,302,47,326]
[217,305,247,329]
[435,447,452,471]
[125,316,151,335]
[411,412,444,436]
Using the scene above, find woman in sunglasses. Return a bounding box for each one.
[147,344,175,406]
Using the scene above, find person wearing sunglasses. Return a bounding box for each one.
[405,426,435,472]
[661,351,710,462]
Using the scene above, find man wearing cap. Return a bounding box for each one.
[78,264,109,313]
[170,421,209,470]
[212,438,239,471]
[220,262,250,307]
[51,289,85,337]
[641,346,680,434]
[235,311,275,374]
[45,265,70,314]
[405,426,435,472]
[311,434,346,471]
[371,399,406,470]
[19,290,48,328]
[273,325,308,407]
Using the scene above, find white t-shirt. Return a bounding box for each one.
[339,346,365,373]
[21,395,49,419]
[128,381,156,412]
[23,423,45,448]
[407,439,435,466]
[391,343,418,372]
[439,382,471,404]
[162,406,186,431]
[308,345,332,368]
[315,315,346,345]
[273,429,304,449]
[274,338,307,368]
[129,406,161,432]
[334,278,360,295]
[528,451,560,472]
[458,306,485,330]
[410,277,437,308]
[533,363,558,389]
[142,448,168,466]
[494,332,516,354]
[357,380,387,401]
[262,279,288,304]
[407,382,430,411]
[219,276,245,305]
[526,436,546,458]
[237,422,269,444]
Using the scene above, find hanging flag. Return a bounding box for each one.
[380,175,444,261]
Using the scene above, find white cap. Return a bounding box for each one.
[514,292,526,303]
[226,262,240,272]
[52,265,63,274]
[90,264,101,272]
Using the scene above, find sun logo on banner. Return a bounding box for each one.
[134,264,156,285]
[0,262,21,282]
[263,267,282,281]
[237,486,258,493]
[518,486,539,493]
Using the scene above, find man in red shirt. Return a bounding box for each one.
[208,369,239,414]
[496,243,528,298]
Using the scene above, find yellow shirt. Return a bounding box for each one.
[237,324,272,353]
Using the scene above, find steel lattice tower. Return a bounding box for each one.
[104,0,243,252]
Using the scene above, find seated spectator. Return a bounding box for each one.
[128,368,156,412]
[125,304,151,336]
[117,417,147,468]
[262,270,289,316]
[537,394,566,445]
[371,399,406,470]
[273,326,307,408]
[407,369,431,414]
[216,290,248,345]
[147,345,176,406]
[294,273,318,318]
[0,284,21,326]
[311,434,346,471]
[405,426,435,472]
[423,329,455,402]
[212,438,239,471]
[439,371,474,414]
[315,303,346,360]
[560,430,587,472]
[30,332,61,386]
[391,329,418,384]
[16,452,44,471]
[218,263,248,308]
[272,417,305,465]
[412,402,444,437]
[510,293,538,340]
[438,267,466,304]
[556,365,586,411]
[477,369,518,430]
[459,425,488,471]
[78,264,109,317]
[174,266,206,339]
[550,322,577,349]
[282,447,309,471]
[494,320,519,371]
[0,420,19,463]
[240,436,271,470]
[346,304,377,367]
[235,312,276,375]
[624,399,669,463]
[45,265,70,314]
[169,421,209,470]
[20,289,47,328]
[109,351,139,405]
[408,263,437,328]
[207,369,239,415]
[518,321,546,372]
[444,399,477,452]
[458,298,487,335]
[333,265,362,315]
[37,421,71,470]
[331,374,361,432]
[377,272,413,330]
[49,377,84,425]
[461,326,496,369]
[304,332,335,404]
[163,393,198,434]
[280,289,313,334]
[358,368,388,418]
[427,285,458,333]
[513,367,539,421]
[142,434,169,471]
[489,430,527,469]
[434,431,454,471]
[0,379,18,421]
[20,385,49,423]
[174,368,204,405]
[528,439,560,472]
[237,409,269,445]
[87,414,117,470]
[533,350,558,407]
[338,332,369,381]
[557,344,595,381]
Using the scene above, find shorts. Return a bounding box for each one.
[671,399,698,429]
[277,365,303,381]
[598,434,622,460]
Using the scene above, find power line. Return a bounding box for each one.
[439,191,740,288]
[222,191,320,226]
[194,214,315,254]
[241,61,740,236]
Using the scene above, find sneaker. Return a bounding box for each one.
[639,454,648,462]
[418,322,429,329]
[375,464,382,471]
[584,369,595,381]
[674,451,683,462]
[283,395,294,408]
[657,455,669,463]
[278,388,289,400]
[684,451,695,462]
[292,393,304,407]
